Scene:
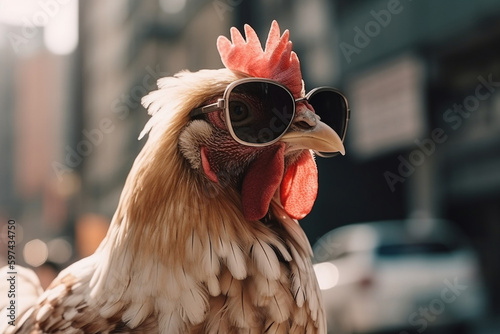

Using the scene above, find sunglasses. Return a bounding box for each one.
[190,78,349,157]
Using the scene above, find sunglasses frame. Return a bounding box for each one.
[190,78,349,156]
[304,86,350,158]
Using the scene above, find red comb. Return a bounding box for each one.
[217,20,303,98]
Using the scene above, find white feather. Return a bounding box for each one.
[122,300,152,329]
[99,299,125,319]
[251,239,281,280]
[157,299,186,334]
[222,240,247,280]
[226,289,259,328]
[266,284,292,323]
[288,243,307,307]
[45,284,67,303]
[290,265,306,307]
[179,283,209,325]
[63,308,79,321]
[35,304,53,322]
[250,275,278,299]
[206,275,221,296]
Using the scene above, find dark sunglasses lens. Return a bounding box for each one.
[308,90,348,140]
[229,82,294,144]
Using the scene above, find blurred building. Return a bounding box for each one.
[78,0,231,218]
[310,0,500,315]
[217,0,500,320]
[0,0,79,267]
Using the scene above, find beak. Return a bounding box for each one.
[280,109,345,155]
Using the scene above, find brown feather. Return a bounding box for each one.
[4,69,325,333]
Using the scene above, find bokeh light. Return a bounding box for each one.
[23,239,49,267]
[313,262,340,290]
[47,237,73,264]
[43,0,78,55]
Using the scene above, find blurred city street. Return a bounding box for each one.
[1,0,500,333]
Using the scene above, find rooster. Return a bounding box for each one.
[1,21,348,333]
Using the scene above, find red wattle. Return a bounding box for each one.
[280,151,318,220]
[241,145,285,221]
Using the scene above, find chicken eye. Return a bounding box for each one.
[229,100,253,126]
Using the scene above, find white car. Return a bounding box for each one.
[313,219,487,334]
